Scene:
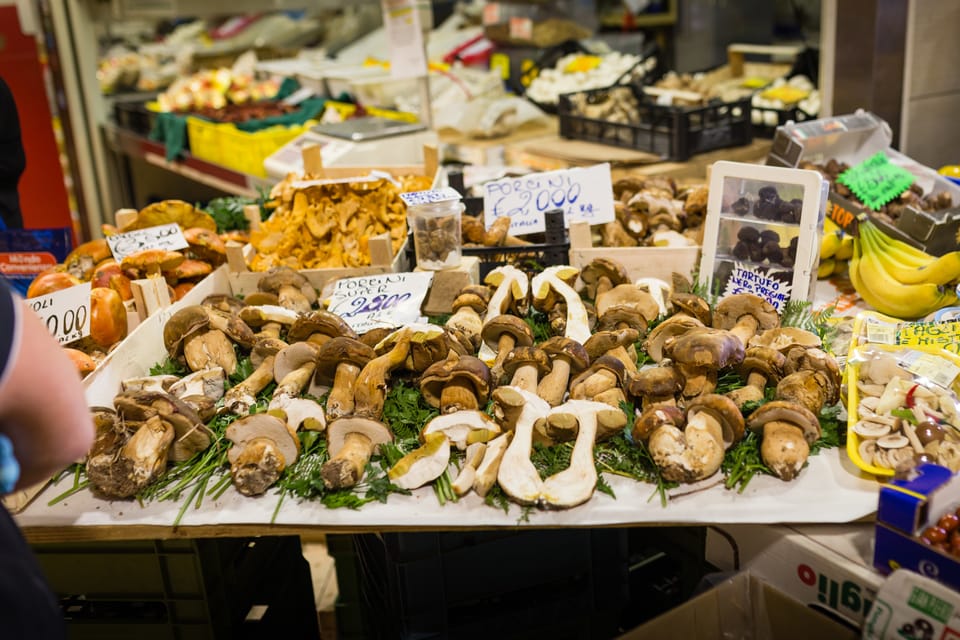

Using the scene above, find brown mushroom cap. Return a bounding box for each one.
[315,337,376,384]
[783,347,841,406]
[569,354,628,391]
[359,327,394,349]
[502,346,551,380]
[712,294,780,338]
[287,310,358,343]
[597,306,649,334]
[643,315,705,362]
[258,266,317,304]
[201,294,246,315]
[539,336,590,373]
[685,394,745,447]
[738,346,787,385]
[747,400,822,444]
[238,305,299,329]
[584,328,640,361]
[749,327,821,352]
[580,258,630,297]
[243,291,280,307]
[251,337,288,367]
[632,405,685,442]
[451,291,489,314]
[669,293,712,326]
[775,370,831,414]
[481,315,534,352]
[163,305,210,356]
[326,416,394,456]
[172,259,212,280]
[628,365,682,400]
[113,390,211,462]
[376,324,460,373]
[663,328,745,369]
[596,284,660,322]
[205,307,256,349]
[419,354,492,409]
[274,341,321,382]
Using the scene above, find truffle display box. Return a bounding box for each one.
[874,463,960,592]
[698,161,828,312]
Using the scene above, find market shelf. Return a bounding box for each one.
[103,123,273,199]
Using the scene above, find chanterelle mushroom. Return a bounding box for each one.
[531,265,591,344]
[712,293,780,346]
[747,400,822,481]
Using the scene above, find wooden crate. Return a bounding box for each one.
[567,221,701,283]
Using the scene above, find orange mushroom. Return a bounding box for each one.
[90,287,128,348]
[120,249,185,278]
[64,348,97,377]
[26,271,81,298]
[91,259,133,301]
[184,227,226,266]
[64,239,111,281]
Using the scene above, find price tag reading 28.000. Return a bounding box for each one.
[27,282,92,345]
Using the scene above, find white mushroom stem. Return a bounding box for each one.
[278,285,311,314]
[324,432,372,487]
[258,322,282,340]
[538,359,572,406]
[902,423,926,454]
[496,389,550,504]
[540,404,602,508]
[510,363,541,394]
[478,267,527,362]
[231,438,287,496]
[531,268,591,344]
[730,316,760,346]
[326,362,361,420]
[223,355,276,415]
[649,411,724,483]
[761,421,809,481]
[634,278,671,316]
[446,307,482,342]
[273,362,317,401]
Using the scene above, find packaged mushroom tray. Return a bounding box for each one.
[17,260,879,530]
[228,161,436,295]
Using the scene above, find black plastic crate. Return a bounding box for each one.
[33,536,319,640]
[350,529,632,640]
[751,104,814,138]
[558,84,753,161]
[113,99,157,136]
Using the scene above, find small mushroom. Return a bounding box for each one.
[287,310,358,346]
[272,341,321,404]
[221,340,284,415]
[202,294,246,316]
[375,323,461,374]
[451,441,487,497]
[536,337,590,406]
[315,337,376,420]
[321,416,394,490]
[387,432,451,490]
[643,315,704,363]
[746,400,822,480]
[628,365,682,410]
[494,387,551,505]
[669,292,712,326]
[712,294,780,346]
[502,346,551,394]
[531,265,592,344]
[226,413,300,496]
[726,346,786,409]
[477,265,529,363]
[481,315,534,383]
[258,266,317,314]
[569,355,627,404]
[580,258,630,300]
[472,432,512,497]
[419,353,491,414]
[584,328,640,375]
[663,328,745,398]
[445,284,491,351]
[853,421,892,439]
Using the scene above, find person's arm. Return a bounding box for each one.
[0,283,93,489]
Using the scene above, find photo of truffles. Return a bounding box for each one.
[726,183,804,223]
[729,226,798,268]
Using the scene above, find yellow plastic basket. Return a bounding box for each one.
[186,117,316,177]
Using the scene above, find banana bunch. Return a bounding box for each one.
[818,217,855,278]
[848,220,960,319]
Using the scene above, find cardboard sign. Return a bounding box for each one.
[863,570,959,640]
[838,152,915,212]
[106,223,188,261]
[482,163,615,235]
[722,263,792,312]
[25,282,91,345]
[326,272,433,334]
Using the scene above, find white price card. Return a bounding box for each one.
[722,262,792,312]
[106,223,189,261]
[482,163,616,235]
[381,0,428,80]
[26,282,92,345]
[326,272,433,334]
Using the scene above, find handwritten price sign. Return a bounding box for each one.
[326,272,433,334]
[837,152,915,211]
[722,263,792,312]
[27,282,92,345]
[482,163,615,235]
[106,223,189,261]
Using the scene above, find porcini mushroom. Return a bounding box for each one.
[643,315,704,363]
[481,315,533,382]
[628,365,682,410]
[451,441,488,497]
[580,258,630,300]
[445,284,491,351]
[221,339,283,415]
[419,353,491,414]
[536,337,589,406]
[746,400,822,480]
[663,328,744,398]
[647,394,742,482]
[669,292,713,326]
[353,327,413,419]
[477,265,529,363]
[272,341,321,403]
[387,433,451,490]
[321,416,393,489]
[269,397,326,432]
[502,346,550,394]
[258,266,317,314]
[494,387,551,505]
[183,329,237,375]
[712,293,780,346]
[472,432,512,497]
[87,414,174,499]
[634,278,672,317]
[726,346,786,409]
[422,410,501,450]
[239,305,300,341]
[584,327,640,375]
[226,413,300,496]
[113,391,213,462]
[315,337,376,420]
[531,265,592,344]
[121,375,179,394]
[168,368,226,403]
[287,310,358,346]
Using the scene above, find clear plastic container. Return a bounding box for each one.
[408,198,464,271]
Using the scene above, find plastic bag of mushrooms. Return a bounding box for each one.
[846,343,960,477]
[78,258,845,514]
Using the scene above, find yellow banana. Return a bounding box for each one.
[860,222,960,286]
[860,221,935,269]
[850,236,957,319]
[835,234,854,261]
[818,258,837,279]
[819,230,842,259]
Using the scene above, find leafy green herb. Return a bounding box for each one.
[433,468,458,506]
[524,310,553,344]
[635,341,652,368]
[229,357,255,387]
[531,441,574,480]
[428,314,451,326]
[810,403,845,454]
[721,431,772,492]
[594,433,676,507]
[781,300,818,334]
[714,370,745,395]
[483,485,512,513]
[201,196,259,233]
[382,380,438,440]
[891,408,919,425]
[149,357,188,377]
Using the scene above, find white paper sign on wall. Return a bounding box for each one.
[482,163,616,235]
[26,282,92,345]
[106,223,189,261]
[326,272,434,334]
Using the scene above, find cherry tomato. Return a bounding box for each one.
[923,526,948,544]
[939,513,960,532]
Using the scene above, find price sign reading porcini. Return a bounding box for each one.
[26,282,92,345]
[482,163,616,235]
[326,272,433,334]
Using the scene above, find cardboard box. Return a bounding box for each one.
[619,572,859,640]
[707,523,884,628]
[874,463,960,592]
[766,111,960,256]
[863,568,960,640]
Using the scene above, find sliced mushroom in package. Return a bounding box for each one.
[846,342,960,478]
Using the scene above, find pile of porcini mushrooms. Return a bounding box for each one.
[85,256,841,510]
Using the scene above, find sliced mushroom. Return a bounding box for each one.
[451,441,487,497]
[315,337,376,420]
[388,432,451,490]
[852,421,892,439]
[634,278,671,317]
[272,342,321,403]
[375,323,460,374]
[269,396,326,432]
[422,410,501,450]
[472,432,512,497]
[531,265,591,344]
[477,265,529,363]
[321,417,393,489]
[113,391,212,463]
[494,387,551,505]
[121,375,179,394]
[226,413,300,496]
[168,368,226,402]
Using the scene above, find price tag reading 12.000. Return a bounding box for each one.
[482,163,616,235]
[26,281,92,345]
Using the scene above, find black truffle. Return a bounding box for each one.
[737,226,760,243]
[731,197,752,216]
[759,229,781,245]
[732,241,751,260]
